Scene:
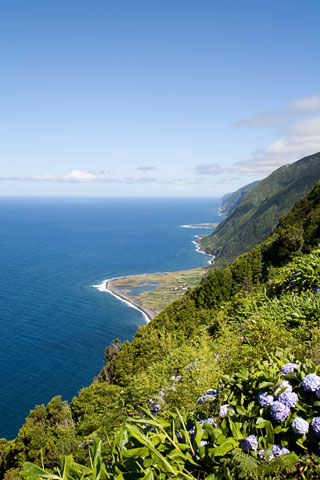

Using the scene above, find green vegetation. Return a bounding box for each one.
[201,152,320,266]
[2,180,320,478]
[220,180,260,216]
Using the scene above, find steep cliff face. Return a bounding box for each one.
[200,152,320,266]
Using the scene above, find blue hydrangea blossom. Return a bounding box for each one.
[278,391,298,408]
[258,392,274,407]
[291,417,309,435]
[240,435,258,452]
[219,404,235,418]
[302,373,320,392]
[197,388,219,405]
[270,401,290,422]
[197,417,217,428]
[281,363,299,374]
[311,417,320,437]
[271,444,290,456]
[275,381,292,396]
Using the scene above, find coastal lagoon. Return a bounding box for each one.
[0,196,221,439]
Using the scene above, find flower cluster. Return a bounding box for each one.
[270,401,291,423]
[198,417,217,428]
[271,444,290,456]
[302,373,320,392]
[219,404,235,418]
[257,392,274,407]
[291,417,309,435]
[197,388,219,405]
[314,285,320,294]
[275,380,292,396]
[278,391,298,408]
[311,417,320,437]
[281,363,299,375]
[240,435,258,452]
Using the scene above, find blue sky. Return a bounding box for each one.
[1,0,320,196]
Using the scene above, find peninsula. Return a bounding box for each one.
[104,266,212,320]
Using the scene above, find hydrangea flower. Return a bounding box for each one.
[316,387,320,399]
[271,444,290,456]
[199,440,208,447]
[281,363,299,375]
[219,404,235,418]
[302,373,320,392]
[278,391,298,408]
[270,401,290,422]
[197,388,219,405]
[258,449,274,461]
[275,381,292,396]
[197,417,217,428]
[240,435,258,452]
[314,285,320,294]
[258,392,274,407]
[152,403,162,412]
[291,417,309,435]
[311,417,320,437]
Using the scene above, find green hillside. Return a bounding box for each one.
[3,181,320,479]
[220,180,260,216]
[200,152,320,266]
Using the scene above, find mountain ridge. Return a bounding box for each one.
[200,151,320,266]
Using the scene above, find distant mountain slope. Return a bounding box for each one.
[200,152,320,266]
[220,180,260,216]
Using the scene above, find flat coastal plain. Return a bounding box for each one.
[106,266,212,320]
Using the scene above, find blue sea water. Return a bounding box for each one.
[0,196,221,439]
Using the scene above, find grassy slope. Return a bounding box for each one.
[200,152,320,266]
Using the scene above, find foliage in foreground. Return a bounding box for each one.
[20,352,320,479]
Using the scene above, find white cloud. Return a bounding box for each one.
[234,112,284,128]
[286,93,320,113]
[194,163,224,175]
[235,92,320,128]
[0,169,158,184]
[231,116,320,175]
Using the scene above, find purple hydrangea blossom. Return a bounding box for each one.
[311,417,320,437]
[314,285,320,294]
[275,381,293,396]
[197,388,219,405]
[302,373,320,392]
[278,391,298,408]
[200,440,208,447]
[197,417,217,428]
[258,449,275,461]
[240,435,258,452]
[270,401,291,422]
[219,404,235,418]
[272,444,290,456]
[291,417,309,435]
[316,387,320,399]
[281,363,299,375]
[258,392,274,407]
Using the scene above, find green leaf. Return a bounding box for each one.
[211,438,238,457]
[20,462,62,479]
[122,447,149,458]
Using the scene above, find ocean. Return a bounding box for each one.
[0,196,221,439]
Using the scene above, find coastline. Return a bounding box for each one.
[94,234,214,324]
[94,277,157,323]
[192,235,215,264]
